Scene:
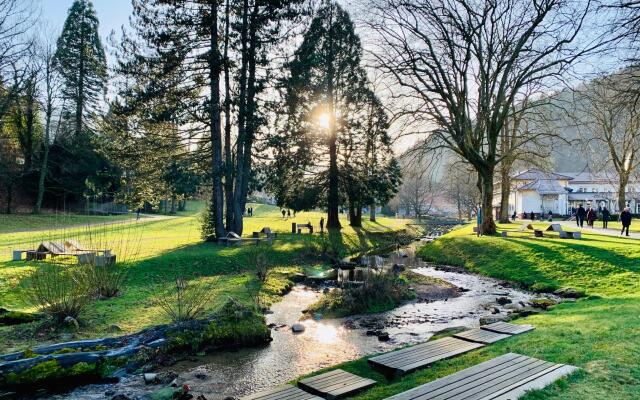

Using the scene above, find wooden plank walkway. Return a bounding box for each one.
[368,337,485,377]
[241,384,323,400]
[384,353,578,400]
[298,369,376,399]
[453,328,511,344]
[481,322,534,335]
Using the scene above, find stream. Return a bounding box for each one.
[45,245,539,400]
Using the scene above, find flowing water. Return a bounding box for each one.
[47,245,538,400]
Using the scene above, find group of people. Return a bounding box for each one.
[573,204,633,236]
[245,207,254,217]
[281,209,296,218]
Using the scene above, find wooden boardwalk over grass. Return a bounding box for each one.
[368,337,485,377]
[241,384,323,400]
[452,328,511,344]
[298,369,377,399]
[384,353,578,400]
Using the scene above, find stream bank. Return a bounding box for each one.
[43,259,546,400]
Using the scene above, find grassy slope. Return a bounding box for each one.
[0,202,411,353]
[295,223,640,400]
[0,213,136,234]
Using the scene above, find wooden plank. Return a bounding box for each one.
[241,384,323,400]
[480,322,534,335]
[298,369,376,399]
[453,328,512,344]
[383,353,578,400]
[368,337,484,376]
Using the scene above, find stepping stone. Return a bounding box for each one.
[453,328,511,344]
[384,353,578,400]
[368,337,484,377]
[298,369,376,399]
[241,384,322,400]
[481,321,534,335]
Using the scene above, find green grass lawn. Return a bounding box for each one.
[0,212,137,234]
[293,223,640,400]
[0,202,412,353]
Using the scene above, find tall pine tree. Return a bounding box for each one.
[55,0,107,136]
[272,1,399,229]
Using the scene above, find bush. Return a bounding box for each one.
[308,270,413,317]
[166,298,271,352]
[86,264,128,298]
[26,267,92,323]
[152,276,218,323]
[247,244,273,282]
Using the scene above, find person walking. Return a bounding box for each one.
[576,204,586,228]
[621,207,632,236]
[136,207,141,221]
[287,209,291,218]
[586,207,596,228]
[602,207,610,229]
[319,217,325,234]
[547,210,553,222]
[529,211,535,221]
[281,209,286,219]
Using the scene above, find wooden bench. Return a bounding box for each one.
[241,384,322,400]
[292,222,314,234]
[368,337,484,377]
[384,353,578,400]
[298,369,376,399]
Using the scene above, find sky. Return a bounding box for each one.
[40,0,132,44]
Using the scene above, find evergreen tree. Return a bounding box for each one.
[271,2,400,228]
[54,0,106,136]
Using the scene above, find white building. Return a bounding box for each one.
[496,169,640,217]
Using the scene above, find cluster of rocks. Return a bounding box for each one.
[478,294,563,325]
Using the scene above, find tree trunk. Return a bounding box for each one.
[209,0,225,238]
[369,203,376,221]
[223,0,234,231]
[618,173,629,212]
[348,201,362,227]
[498,166,511,223]
[5,182,13,214]
[231,0,250,235]
[326,4,341,230]
[76,12,86,137]
[34,108,51,214]
[479,172,497,234]
[233,1,259,236]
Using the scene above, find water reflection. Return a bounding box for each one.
[49,258,537,400]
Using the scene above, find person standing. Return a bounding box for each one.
[620,207,632,236]
[281,209,286,219]
[602,207,610,229]
[529,211,535,221]
[320,217,325,234]
[576,204,586,228]
[287,209,291,218]
[586,207,596,227]
[548,210,553,221]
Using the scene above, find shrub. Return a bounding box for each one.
[152,276,218,323]
[308,270,413,317]
[26,267,92,323]
[247,244,273,282]
[86,264,128,298]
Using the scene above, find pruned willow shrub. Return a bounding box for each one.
[26,267,92,322]
[153,276,218,323]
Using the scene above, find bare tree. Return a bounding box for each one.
[34,28,62,214]
[367,0,607,234]
[397,169,439,220]
[443,159,479,222]
[572,73,640,211]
